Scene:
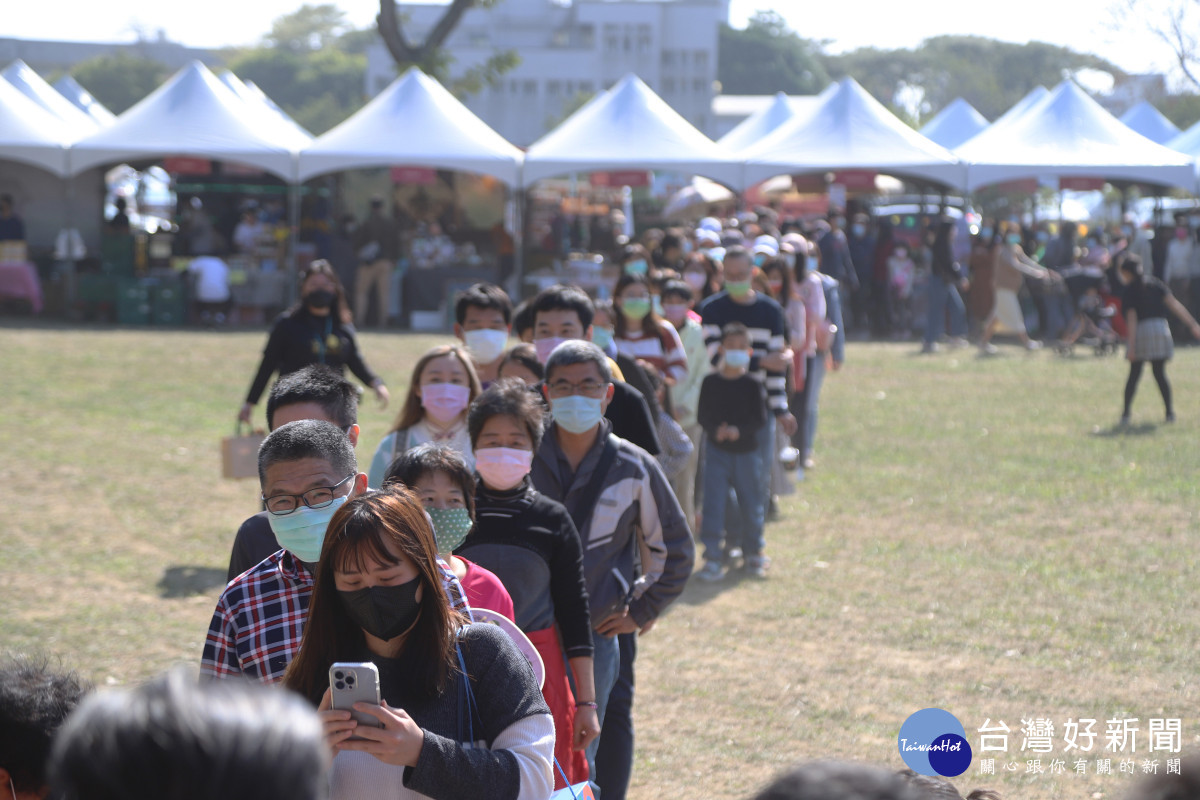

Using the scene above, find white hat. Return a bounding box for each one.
[695,229,720,246]
[753,235,779,257]
[698,216,722,232]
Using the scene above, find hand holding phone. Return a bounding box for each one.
[329,662,382,739]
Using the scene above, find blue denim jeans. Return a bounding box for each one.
[594,632,636,800]
[700,443,766,561]
[586,631,621,775]
[924,274,967,344]
[804,356,827,458]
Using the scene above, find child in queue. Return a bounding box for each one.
[368,345,482,487]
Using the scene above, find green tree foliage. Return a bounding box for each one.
[717,11,828,95]
[226,4,369,135]
[823,36,1125,122]
[1159,93,1200,130]
[70,52,169,114]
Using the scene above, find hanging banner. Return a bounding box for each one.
[1059,177,1107,191]
[591,171,650,187]
[162,157,212,176]
[391,166,438,185]
[831,170,878,190]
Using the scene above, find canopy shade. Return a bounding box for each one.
[3,60,99,135]
[69,61,302,179]
[717,90,826,153]
[52,75,116,128]
[1120,101,1180,145]
[740,77,966,190]
[992,86,1050,128]
[0,75,72,175]
[219,71,312,142]
[919,98,989,150]
[298,67,522,185]
[523,73,742,188]
[956,80,1196,192]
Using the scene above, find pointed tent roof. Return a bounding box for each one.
[523,73,742,188]
[3,60,98,134]
[1121,101,1181,145]
[52,75,116,127]
[740,76,965,189]
[991,86,1049,128]
[716,89,827,153]
[219,71,312,140]
[0,76,71,175]
[297,67,522,185]
[919,98,989,150]
[69,61,303,179]
[1167,117,1200,160]
[956,80,1195,192]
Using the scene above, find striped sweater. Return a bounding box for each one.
[699,291,789,416]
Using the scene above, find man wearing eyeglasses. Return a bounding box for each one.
[531,340,694,799]
[202,419,366,683]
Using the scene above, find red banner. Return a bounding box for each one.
[591,170,649,187]
[988,178,1039,194]
[1059,176,1107,191]
[831,170,878,190]
[162,157,212,175]
[390,166,438,184]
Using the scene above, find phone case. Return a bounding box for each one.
[329,662,383,735]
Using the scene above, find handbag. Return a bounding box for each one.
[221,422,265,480]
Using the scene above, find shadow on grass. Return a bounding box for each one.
[678,566,762,606]
[1091,422,1158,438]
[158,566,228,598]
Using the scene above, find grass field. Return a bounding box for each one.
[2,321,1197,799]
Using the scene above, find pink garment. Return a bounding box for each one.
[0,261,42,312]
[458,557,516,622]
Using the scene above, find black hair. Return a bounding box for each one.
[49,668,328,800]
[531,284,595,331]
[725,244,750,264]
[754,761,924,800]
[512,300,535,341]
[660,279,694,304]
[383,443,477,521]
[660,232,683,253]
[497,343,543,380]
[721,321,750,343]
[265,365,358,430]
[454,282,513,326]
[468,377,545,451]
[257,419,357,486]
[0,655,90,793]
[640,361,674,418]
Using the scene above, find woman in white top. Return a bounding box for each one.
[369,345,482,486]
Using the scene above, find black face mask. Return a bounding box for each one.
[305,289,335,309]
[338,576,422,641]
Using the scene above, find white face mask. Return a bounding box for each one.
[463,328,508,364]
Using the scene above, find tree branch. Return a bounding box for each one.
[377,0,476,67]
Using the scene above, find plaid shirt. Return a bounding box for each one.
[201,550,470,684]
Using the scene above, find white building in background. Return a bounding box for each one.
[365,0,728,146]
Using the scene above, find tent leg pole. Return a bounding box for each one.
[288,183,301,307]
[513,186,525,299]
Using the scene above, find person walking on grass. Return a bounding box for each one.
[1115,255,1200,425]
[695,323,768,582]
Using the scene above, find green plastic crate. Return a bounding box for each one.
[116,278,151,325]
[151,278,187,326]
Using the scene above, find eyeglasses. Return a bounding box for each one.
[263,474,355,515]
[546,379,610,399]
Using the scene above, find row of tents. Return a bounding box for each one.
[5,58,1200,197]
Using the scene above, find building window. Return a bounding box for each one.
[637,24,652,53]
[679,50,689,67]
[551,30,568,47]
[469,30,489,47]
[662,50,675,67]
[524,80,537,96]
[580,81,594,94]
[695,51,709,70]
[693,78,706,93]
[547,80,561,96]
[604,24,619,52]
[663,78,676,94]
[565,81,575,96]
[578,24,595,48]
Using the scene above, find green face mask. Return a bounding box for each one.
[726,280,752,299]
[426,506,473,553]
[621,297,651,321]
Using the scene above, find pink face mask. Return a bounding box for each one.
[683,272,707,291]
[662,303,689,324]
[534,336,567,364]
[474,447,534,490]
[421,382,470,423]
[1176,228,1189,240]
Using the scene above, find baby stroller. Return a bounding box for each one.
[1054,266,1121,356]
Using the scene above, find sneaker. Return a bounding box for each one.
[1119,414,1131,427]
[980,343,999,356]
[696,561,725,582]
[948,336,969,349]
[724,547,744,568]
[746,555,770,579]
[920,342,939,354]
[1025,339,1042,351]
[803,455,816,470]
[1166,411,1176,423]
[766,496,781,521]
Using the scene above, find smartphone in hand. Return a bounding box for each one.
[330,662,382,738]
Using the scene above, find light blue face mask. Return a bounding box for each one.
[724,350,751,369]
[267,495,349,563]
[551,394,605,434]
[624,259,648,275]
[592,326,614,349]
[651,295,664,316]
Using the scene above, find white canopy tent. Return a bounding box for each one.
[716,90,827,153]
[992,86,1049,128]
[740,77,966,190]
[1167,117,1200,164]
[919,98,989,150]
[69,61,304,180]
[955,80,1196,192]
[297,67,522,185]
[1120,101,1180,145]
[52,75,117,128]
[3,60,99,135]
[0,75,72,175]
[219,70,312,141]
[523,73,742,188]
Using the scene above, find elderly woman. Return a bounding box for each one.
[282,487,554,800]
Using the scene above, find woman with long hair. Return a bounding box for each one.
[367,345,482,487]
[611,273,688,384]
[283,488,554,800]
[1115,255,1200,424]
[240,260,389,423]
[921,219,969,353]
